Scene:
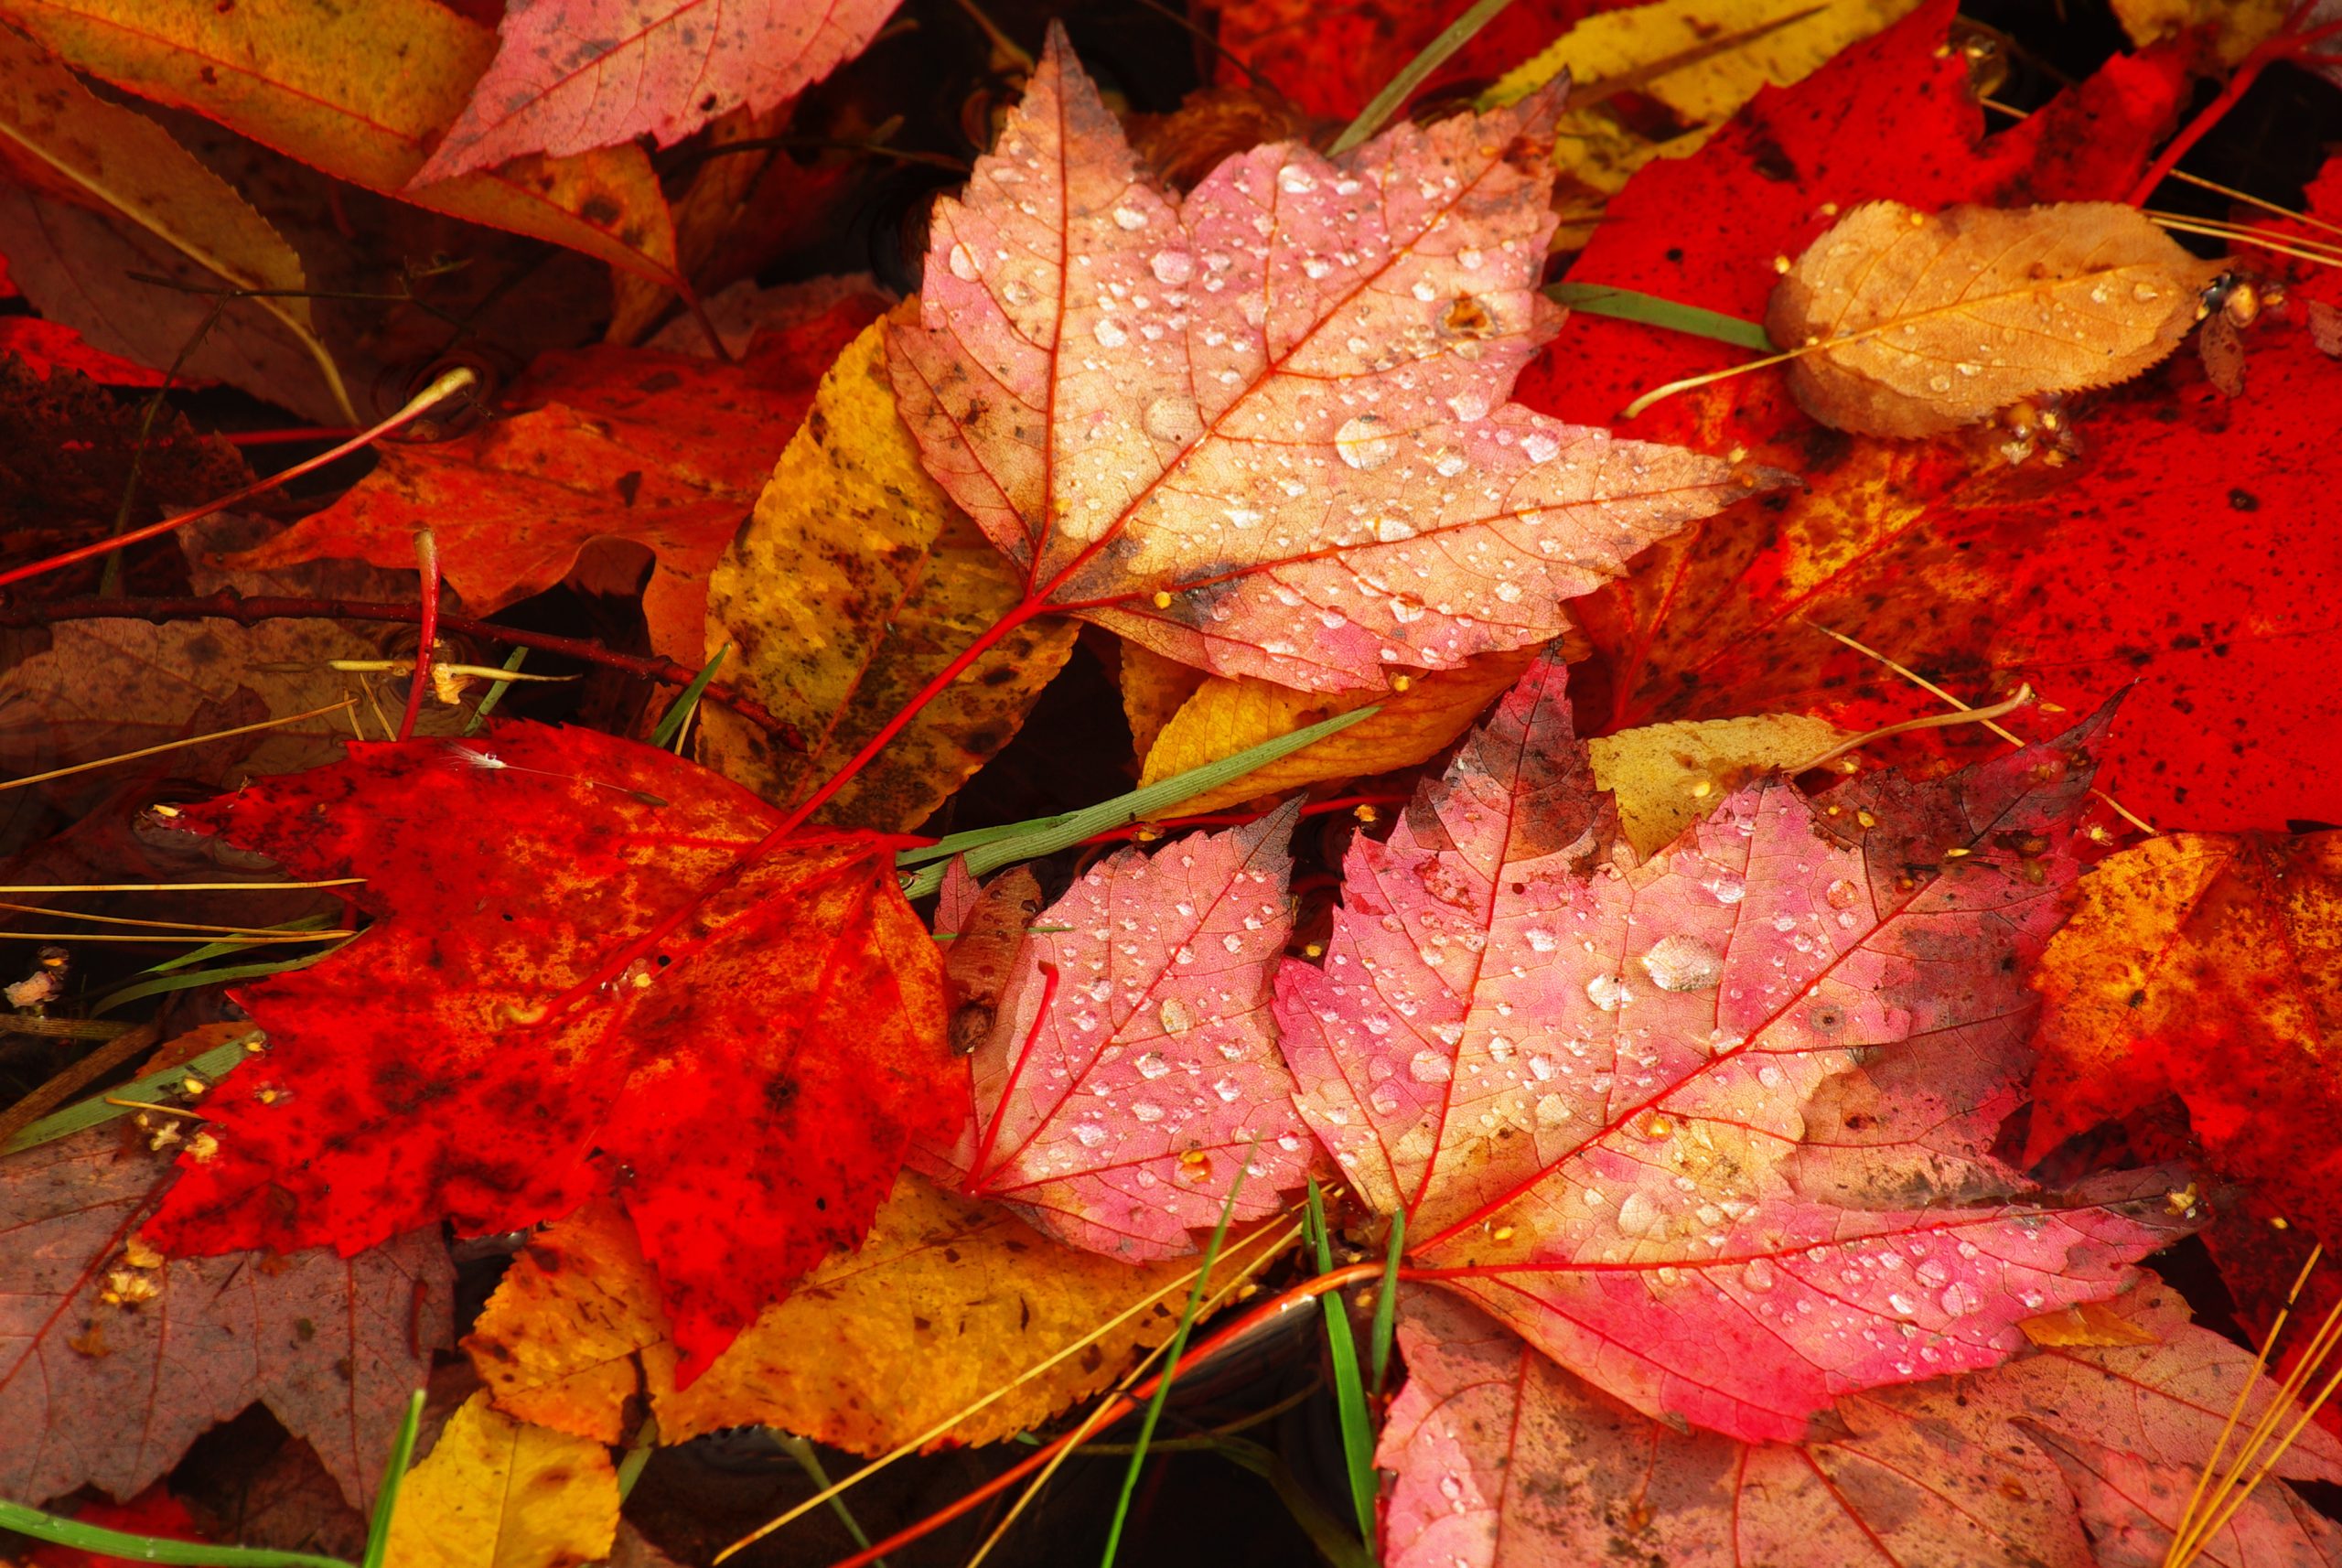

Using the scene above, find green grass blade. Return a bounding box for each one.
[650,645,729,752]
[616,1416,658,1502]
[91,940,352,1016]
[1544,283,1775,351]
[898,706,1379,898]
[3,1032,260,1155]
[463,646,531,736]
[1099,1145,1253,1568]
[0,1498,351,1568]
[357,1390,424,1568]
[1328,0,1520,156]
[1370,1207,1405,1397]
[145,915,342,975]
[1307,1183,1380,1546]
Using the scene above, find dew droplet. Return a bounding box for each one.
[1336,413,1398,469]
[1093,316,1129,348]
[947,243,979,281]
[1640,934,1724,993]
[1825,877,1862,909]
[1112,205,1148,231]
[1159,998,1193,1035]
[1743,1257,1778,1292]
[1409,1048,1454,1084]
[1150,249,1195,285]
[1585,973,1630,1012]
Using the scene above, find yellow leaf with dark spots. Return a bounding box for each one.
[1588,714,1850,858]
[466,1176,1289,1455]
[383,1394,616,1568]
[701,310,1077,829]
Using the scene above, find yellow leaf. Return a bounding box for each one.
[466,1176,1292,1455]
[1489,0,1925,124]
[0,26,350,420]
[701,309,1077,830]
[1120,642,1208,765]
[383,1393,616,1568]
[5,0,681,289]
[1138,649,1543,818]
[2018,1298,2163,1349]
[1486,0,1922,209]
[2111,0,2293,64]
[1587,714,1848,859]
[1767,200,2219,436]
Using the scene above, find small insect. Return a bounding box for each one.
[2197,271,2271,328]
[942,867,1043,1056]
[440,742,668,806]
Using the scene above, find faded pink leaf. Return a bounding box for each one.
[1378,1285,2342,1568]
[916,807,1314,1258]
[414,0,905,183]
[888,29,1763,693]
[0,1129,449,1509]
[1273,653,2186,1440]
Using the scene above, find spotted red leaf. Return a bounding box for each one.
[1510,6,2333,832]
[888,28,1763,693]
[142,724,951,1380]
[413,0,905,183]
[1379,1285,2342,1568]
[1,1129,448,1509]
[1273,653,2186,1440]
[917,809,1315,1258]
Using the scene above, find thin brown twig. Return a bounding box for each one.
[0,594,806,749]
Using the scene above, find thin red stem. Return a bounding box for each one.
[2124,9,2342,206]
[0,368,476,592]
[966,961,1058,1191]
[0,594,803,746]
[816,1262,1393,1568]
[396,530,438,742]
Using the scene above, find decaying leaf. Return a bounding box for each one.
[465,1177,1291,1455]
[2027,831,2342,1246]
[1585,713,1851,858]
[918,807,1315,1260]
[700,312,1078,827]
[1767,199,2219,436]
[942,866,1041,1057]
[890,30,1762,693]
[142,723,953,1380]
[1379,1284,2342,1568]
[0,1128,449,1509]
[1136,648,1541,817]
[0,25,349,421]
[1273,653,2185,1441]
[228,290,879,665]
[4,0,684,298]
[0,617,473,791]
[381,1393,617,1568]
[414,0,906,181]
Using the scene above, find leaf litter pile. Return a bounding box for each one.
[1,1,2338,1565]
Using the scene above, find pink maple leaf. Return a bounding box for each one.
[888,28,1766,693]
[1379,1286,2342,1568]
[1273,653,2188,1441]
[917,809,1315,1259]
[413,0,905,183]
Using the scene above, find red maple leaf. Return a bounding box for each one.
[414,0,908,182]
[142,724,952,1379]
[1380,1284,2342,1568]
[1509,3,2335,832]
[1273,653,2186,1440]
[889,29,1763,693]
[918,811,1316,1258]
